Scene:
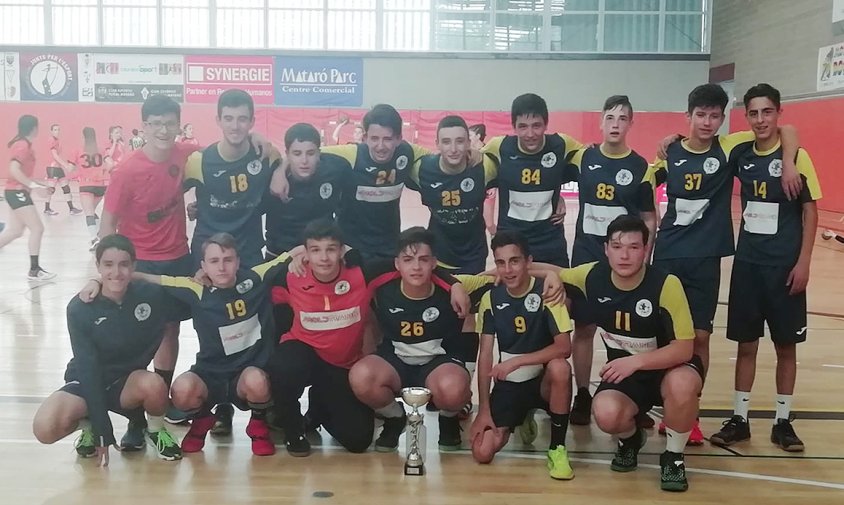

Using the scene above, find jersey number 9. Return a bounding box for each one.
[514,315,527,334]
[226,299,247,320]
[400,321,424,337]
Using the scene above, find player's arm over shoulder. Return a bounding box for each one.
[321,144,359,166]
[796,148,823,201]
[659,274,694,340]
[559,262,595,297]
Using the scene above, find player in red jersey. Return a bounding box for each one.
[105,125,126,169]
[178,123,199,146]
[43,123,82,216]
[0,115,56,280]
[70,127,109,250]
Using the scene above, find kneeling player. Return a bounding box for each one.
[32,235,182,465]
[559,216,700,492]
[470,231,575,480]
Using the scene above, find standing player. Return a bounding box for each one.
[43,123,82,216]
[565,96,658,426]
[0,114,56,280]
[32,235,182,465]
[471,231,575,481]
[129,129,145,151]
[710,84,822,452]
[178,123,199,146]
[70,127,109,249]
[105,125,126,169]
[482,94,582,267]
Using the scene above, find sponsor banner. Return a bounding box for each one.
[78,53,184,103]
[20,52,78,102]
[274,56,362,107]
[1,52,21,101]
[185,55,274,104]
[817,42,844,92]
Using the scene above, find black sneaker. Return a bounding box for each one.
[660,451,688,492]
[119,419,148,451]
[438,415,462,451]
[611,428,647,472]
[771,419,804,452]
[710,415,751,447]
[569,388,592,426]
[375,412,407,452]
[210,404,234,437]
[285,433,312,457]
[303,408,322,434]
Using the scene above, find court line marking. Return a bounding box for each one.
[822,364,844,369]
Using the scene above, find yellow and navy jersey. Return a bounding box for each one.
[409,153,498,269]
[264,154,346,256]
[483,134,582,260]
[734,143,822,266]
[324,142,429,257]
[372,274,493,365]
[185,144,281,265]
[566,146,655,265]
[653,132,755,260]
[160,254,290,374]
[477,277,572,383]
[561,261,694,362]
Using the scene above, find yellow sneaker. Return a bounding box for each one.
[517,409,538,445]
[547,445,574,480]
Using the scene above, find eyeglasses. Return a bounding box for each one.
[144,120,181,132]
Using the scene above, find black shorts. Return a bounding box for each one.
[533,250,570,269]
[652,257,721,333]
[80,186,106,197]
[46,166,66,180]
[60,375,133,417]
[490,376,548,430]
[727,259,807,345]
[4,190,33,209]
[135,254,195,321]
[378,350,466,389]
[570,241,601,269]
[190,366,252,411]
[595,354,705,413]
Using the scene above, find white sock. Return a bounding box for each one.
[77,418,92,432]
[376,400,404,419]
[465,362,476,378]
[665,428,690,453]
[147,414,165,433]
[775,394,792,422]
[734,390,751,421]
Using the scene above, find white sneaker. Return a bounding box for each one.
[89,237,100,251]
[821,230,835,241]
[28,268,57,281]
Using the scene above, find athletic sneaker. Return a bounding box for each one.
[69,207,83,215]
[822,230,835,240]
[302,408,322,434]
[438,415,462,451]
[771,419,804,452]
[246,417,275,456]
[660,450,688,492]
[28,268,56,281]
[285,433,311,457]
[210,404,234,436]
[517,409,538,445]
[119,420,147,451]
[75,428,96,458]
[687,420,704,446]
[570,388,592,426]
[710,415,751,447]
[164,405,191,425]
[611,428,647,472]
[44,208,59,216]
[181,415,214,453]
[88,237,100,252]
[547,445,574,480]
[147,428,182,461]
[375,412,407,452]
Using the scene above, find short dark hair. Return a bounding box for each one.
[743,83,781,109]
[285,123,321,150]
[302,219,344,246]
[363,104,403,137]
[132,129,139,136]
[605,215,650,245]
[50,123,59,130]
[469,123,486,141]
[437,115,469,139]
[8,114,38,147]
[511,93,549,127]
[95,234,136,263]
[603,95,633,119]
[687,84,728,114]
[397,226,435,256]
[201,232,239,258]
[141,95,181,122]
[217,89,254,119]
[491,230,531,258]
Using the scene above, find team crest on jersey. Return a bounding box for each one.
[236,279,254,294]
[615,169,634,186]
[168,165,180,177]
[768,159,782,178]
[319,182,334,199]
[702,157,720,174]
[396,155,409,171]
[247,159,262,175]
[541,152,557,168]
[524,293,542,313]
[635,299,653,318]
[460,177,475,192]
[422,307,440,323]
[335,280,351,295]
[134,303,152,322]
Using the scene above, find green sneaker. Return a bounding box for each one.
[547,445,574,480]
[517,409,538,445]
[147,428,183,461]
[611,428,647,472]
[660,451,689,492]
[75,428,96,458]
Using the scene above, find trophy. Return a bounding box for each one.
[401,387,431,476]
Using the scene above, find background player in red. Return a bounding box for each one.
[71,127,109,249]
[178,123,199,146]
[105,125,126,169]
[43,123,82,216]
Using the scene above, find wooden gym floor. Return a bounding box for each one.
[1,189,843,504]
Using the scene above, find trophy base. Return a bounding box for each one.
[404,463,425,476]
